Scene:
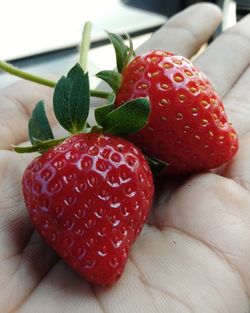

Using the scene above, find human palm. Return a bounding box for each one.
[1,4,250,312]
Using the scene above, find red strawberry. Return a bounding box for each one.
[22,133,154,286]
[115,50,238,175]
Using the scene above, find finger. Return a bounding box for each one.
[222,66,250,137]
[195,14,250,97]
[136,3,222,57]
[0,80,55,150]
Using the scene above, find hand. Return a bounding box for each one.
[1,3,250,312]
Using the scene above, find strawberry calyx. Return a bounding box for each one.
[106,32,135,74]
[13,137,67,154]
[96,70,122,93]
[13,63,151,154]
[11,24,152,154]
[53,63,90,134]
[96,97,150,135]
[5,22,167,175]
[95,32,135,93]
[11,24,151,154]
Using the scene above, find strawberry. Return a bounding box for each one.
[96,33,238,175]
[12,24,155,286]
[22,132,154,285]
[113,50,238,175]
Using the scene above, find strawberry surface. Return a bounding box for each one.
[115,50,238,175]
[22,133,154,286]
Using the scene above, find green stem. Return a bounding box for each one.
[0,60,110,99]
[0,60,55,87]
[79,21,92,72]
[91,89,110,98]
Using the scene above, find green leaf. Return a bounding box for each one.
[124,33,135,65]
[96,70,121,92]
[145,155,169,176]
[13,145,42,153]
[95,103,114,127]
[107,32,128,73]
[13,137,67,154]
[102,97,150,136]
[28,100,54,145]
[53,63,90,133]
[106,93,116,105]
[95,93,116,126]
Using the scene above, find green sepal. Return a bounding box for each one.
[95,104,114,127]
[124,33,135,66]
[13,137,67,154]
[106,92,116,105]
[102,97,150,136]
[145,155,169,176]
[28,100,54,145]
[107,32,135,73]
[53,63,90,134]
[95,93,116,126]
[96,70,121,93]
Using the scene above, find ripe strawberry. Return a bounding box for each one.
[13,49,154,286]
[114,50,238,175]
[22,133,154,286]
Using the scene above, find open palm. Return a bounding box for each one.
[1,4,250,312]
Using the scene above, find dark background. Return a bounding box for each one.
[123,0,218,16]
[123,0,250,19]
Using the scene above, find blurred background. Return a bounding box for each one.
[0,0,248,89]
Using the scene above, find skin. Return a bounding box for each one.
[0,3,250,312]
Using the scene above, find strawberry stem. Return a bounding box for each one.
[91,90,110,98]
[0,60,55,87]
[79,21,92,72]
[0,60,110,98]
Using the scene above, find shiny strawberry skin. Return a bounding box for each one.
[115,50,238,175]
[22,133,154,286]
